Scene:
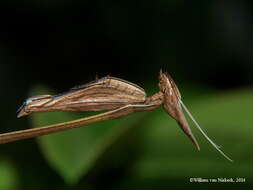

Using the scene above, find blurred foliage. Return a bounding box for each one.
[0,160,19,190]
[30,86,146,184]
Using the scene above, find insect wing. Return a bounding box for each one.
[32,77,147,112]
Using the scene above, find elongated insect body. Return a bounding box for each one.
[17,77,147,117]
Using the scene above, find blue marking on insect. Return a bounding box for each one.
[16,95,52,116]
[25,98,33,105]
[16,98,34,115]
[25,97,42,104]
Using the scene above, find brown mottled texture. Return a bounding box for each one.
[17,76,147,117]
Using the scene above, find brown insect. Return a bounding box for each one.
[0,71,232,162]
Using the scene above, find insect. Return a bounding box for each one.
[0,71,233,162]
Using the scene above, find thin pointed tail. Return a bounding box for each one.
[176,116,201,151]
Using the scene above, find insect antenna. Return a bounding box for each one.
[179,100,233,162]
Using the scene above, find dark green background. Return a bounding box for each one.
[0,0,253,189]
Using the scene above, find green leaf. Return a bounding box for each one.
[29,85,142,184]
[0,160,19,190]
